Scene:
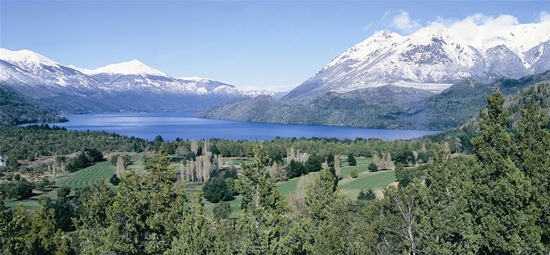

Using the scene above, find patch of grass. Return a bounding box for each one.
[56,161,116,189]
[339,157,372,177]
[277,178,300,196]
[339,170,396,199]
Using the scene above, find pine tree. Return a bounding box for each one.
[514,104,550,251]
[469,91,540,253]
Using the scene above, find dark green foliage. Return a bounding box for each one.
[109,174,121,186]
[285,160,305,178]
[212,201,231,220]
[305,154,323,173]
[357,188,376,201]
[0,179,34,199]
[328,167,338,190]
[202,176,232,203]
[368,162,378,172]
[394,150,416,166]
[0,124,146,164]
[223,167,237,179]
[347,153,356,166]
[326,154,335,168]
[0,85,68,126]
[469,91,541,253]
[416,151,429,163]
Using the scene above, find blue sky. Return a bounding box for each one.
[1,1,549,91]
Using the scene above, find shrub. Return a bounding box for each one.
[368,162,378,172]
[358,188,377,201]
[223,167,237,179]
[213,201,232,220]
[109,174,121,186]
[347,154,357,166]
[203,176,232,203]
[350,168,358,178]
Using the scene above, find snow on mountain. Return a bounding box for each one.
[282,21,550,101]
[0,48,284,113]
[244,88,287,99]
[0,48,58,70]
[83,60,167,77]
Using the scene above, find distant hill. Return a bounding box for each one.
[196,71,550,130]
[0,85,67,126]
[195,86,435,129]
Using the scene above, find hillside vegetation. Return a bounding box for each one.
[196,71,550,130]
[0,85,67,126]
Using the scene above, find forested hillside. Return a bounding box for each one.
[196,71,550,130]
[0,85,67,126]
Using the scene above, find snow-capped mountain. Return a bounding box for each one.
[244,88,288,99]
[0,48,279,113]
[282,21,550,101]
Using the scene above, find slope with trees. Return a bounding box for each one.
[196,71,550,130]
[0,85,67,126]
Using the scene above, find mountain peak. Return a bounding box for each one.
[0,48,58,67]
[86,59,166,76]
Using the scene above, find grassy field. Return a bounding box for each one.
[338,170,396,199]
[339,157,372,177]
[5,161,116,209]
[56,161,116,189]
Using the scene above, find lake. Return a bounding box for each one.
[40,112,440,141]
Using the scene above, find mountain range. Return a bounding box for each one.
[283,21,550,101]
[0,48,283,114]
[197,21,550,130]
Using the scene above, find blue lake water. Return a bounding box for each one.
[40,112,440,141]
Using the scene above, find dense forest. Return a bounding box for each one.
[0,85,67,126]
[0,91,549,254]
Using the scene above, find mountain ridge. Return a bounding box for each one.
[0,48,283,113]
[282,21,550,101]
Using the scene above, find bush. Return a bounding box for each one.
[225,178,237,196]
[203,176,232,203]
[368,162,378,172]
[358,188,377,201]
[350,168,358,178]
[347,154,357,166]
[213,201,232,220]
[285,160,305,179]
[109,174,121,186]
[223,167,237,179]
[305,154,323,173]
[16,180,33,199]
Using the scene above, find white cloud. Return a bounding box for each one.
[384,10,422,34]
[540,11,550,22]
[363,22,373,31]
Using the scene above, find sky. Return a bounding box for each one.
[1,1,549,91]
